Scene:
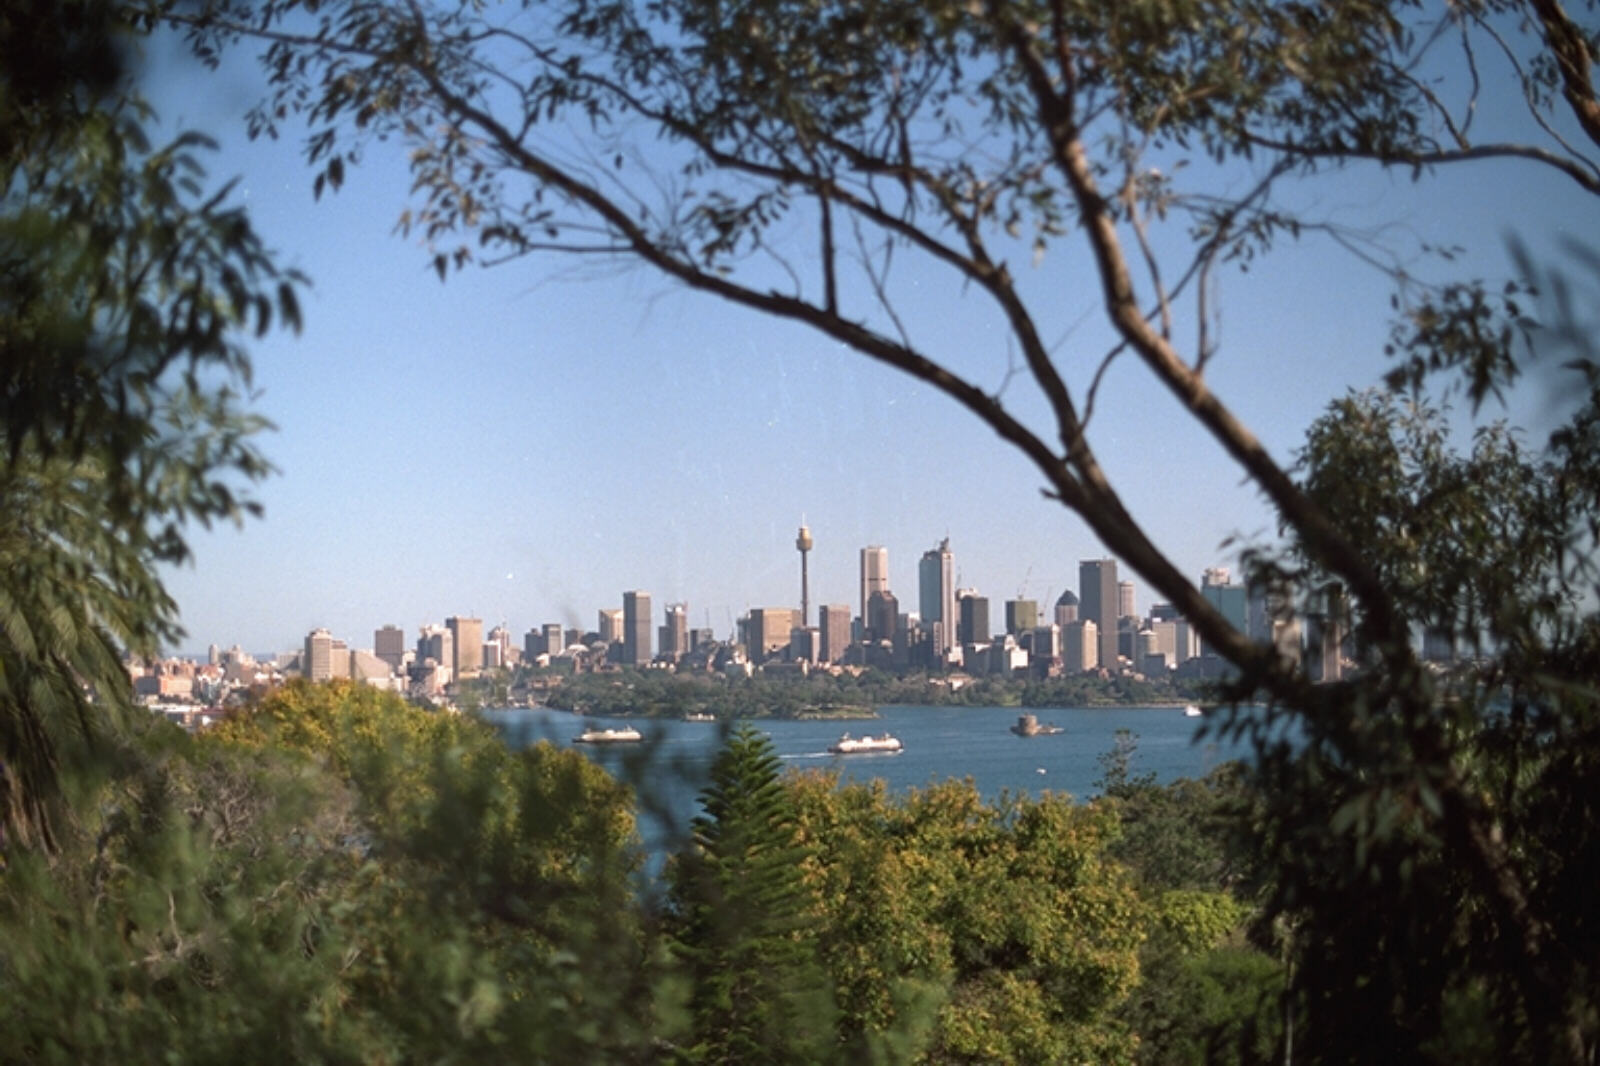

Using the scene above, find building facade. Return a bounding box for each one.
[1005,598,1039,636]
[304,628,335,682]
[959,593,991,646]
[374,625,405,672]
[660,602,689,659]
[745,607,798,664]
[919,538,956,657]
[446,616,483,679]
[1079,558,1119,670]
[866,590,899,646]
[1054,588,1079,626]
[859,545,889,628]
[623,590,653,666]
[1200,568,1248,656]
[819,603,852,663]
[1063,619,1100,673]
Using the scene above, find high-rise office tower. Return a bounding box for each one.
[597,608,624,643]
[304,627,335,682]
[417,624,453,675]
[374,625,405,672]
[959,593,990,646]
[524,628,546,660]
[1005,598,1039,636]
[1054,589,1079,626]
[1079,558,1119,669]
[542,623,565,657]
[623,590,652,665]
[819,604,852,663]
[860,545,889,627]
[919,538,955,656]
[746,607,798,663]
[1200,568,1248,654]
[446,616,483,679]
[487,624,513,665]
[1031,623,1062,661]
[866,590,899,644]
[1063,619,1100,672]
[1118,580,1136,620]
[796,524,813,627]
[661,602,689,658]
[790,626,821,664]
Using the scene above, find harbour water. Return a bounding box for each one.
[485,704,1255,840]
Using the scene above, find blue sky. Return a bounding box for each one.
[139,24,1596,655]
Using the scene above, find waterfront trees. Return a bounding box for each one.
[156,0,1600,1056]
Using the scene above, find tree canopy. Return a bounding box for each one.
[152,0,1600,1058]
[1,0,301,849]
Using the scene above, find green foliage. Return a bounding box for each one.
[1123,942,1284,1066]
[1098,740,1256,896]
[668,724,836,1064]
[0,684,660,1065]
[1229,376,1600,1061]
[0,720,376,1064]
[789,773,1145,1064]
[221,681,642,943]
[1,0,300,849]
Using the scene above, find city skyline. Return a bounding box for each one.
[139,33,1590,656]
[180,532,1189,660]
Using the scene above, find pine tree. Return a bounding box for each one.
[670,724,834,1064]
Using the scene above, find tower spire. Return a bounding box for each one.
[795,522,813,627]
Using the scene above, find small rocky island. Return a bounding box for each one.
[1009,713,1064,737]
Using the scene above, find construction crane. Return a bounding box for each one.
[1017,564,1034,601]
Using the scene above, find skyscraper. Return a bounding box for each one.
[597,608,624,643]
[1118,580,1136,620]
[959,593,990,646]
[487,624,513,666]
[1054,589,1079,626]
[661,602,689,659]
[374,624,405,672]
[919,538,955,656]
[746,607,798,664]
[860,545,889,627]
[1079,558,1118,670]
[819,604,852,663]
[304,627,335,682]
[542,622,565,657]
[1004,598,1039,636]
[623,590,652,665]
[1063,619,1100,673]
[1201,568,1248,655]
[446,616,483,679]
[866,590,899,645]
[417,624,453,676]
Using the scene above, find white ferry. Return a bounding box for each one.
[1183,704,1204,718]
[573,726,644,744]
[828,732,903,755]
